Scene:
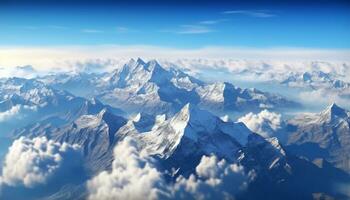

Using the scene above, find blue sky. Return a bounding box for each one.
[0,0,350,48]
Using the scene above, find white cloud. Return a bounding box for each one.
[20,26,39,30]
[0,105,38,122]
[162,25,215,34]
[48,25,68,30]
[1,137,80,188]
[115,26,137,33]
[298,89,350,109]
[222,10,276,18]
[199,19,228,25]
[172,155,248,200]
[0,64,39,78]
[0,46,349,77]
[238,110,283,138]
[177,25,214,34]
[87,137,248,200]
[82,29,104,33]
[0,105,21,122]
[87,137,168,200]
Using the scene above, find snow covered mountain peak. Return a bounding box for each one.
[287,103,350,173]
[115,103,251,160]
[37,58,300,115]
[170,103,219,140]
[136,57,146,65]
[0,78,75,111]
[74,108,125,130]
[75,111,106,129]
[322,103,348,119]
[289,103,349,126]
[124,58,162,73]
[164,103,252,145]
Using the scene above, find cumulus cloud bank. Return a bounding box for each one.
[0,105,21,122]
[238,110,283,138]
[0,65,38,78]
[87,137,248,200]
[0,105,38,122]
[1,137,80,188]
[298,89,350,109]
[172,155,248,200]
[87,137,167,200]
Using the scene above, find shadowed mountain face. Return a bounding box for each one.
[39,58,300,116]
[286,103,350,174]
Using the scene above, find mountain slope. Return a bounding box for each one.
[286,103,350,173]
[117,103,250,159]
[15,109,127,174]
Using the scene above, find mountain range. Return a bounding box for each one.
[10,102,350,200]
[39,58,299,116]
[0,58,349,200]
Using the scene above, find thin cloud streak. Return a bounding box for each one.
[199,19,228,25]
[163,18,227,35]
[81,29,104,33]
[115,26,138,33]
[177,25,214,34]
[223,10,276,18]
[48,25,68,30]
[19,26,40,30]
[115,26,129,33]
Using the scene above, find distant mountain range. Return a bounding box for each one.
[39,58,299,115]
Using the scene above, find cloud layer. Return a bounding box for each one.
[1,46,349,75]
[238,110,283,138]
[1,137,80,188]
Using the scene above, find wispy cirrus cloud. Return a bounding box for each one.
[48,25,68,30]
[223,10,276,18]
[163,18,227,35]
[161,24,215,34]
[15,25,69,30]
[19,26,40,30]
[177,25,215,34]
[115,26,129,33]
[81,29,104,33]
[82,27,136,34]
[199,18,228,25]
[115,26,138,33]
